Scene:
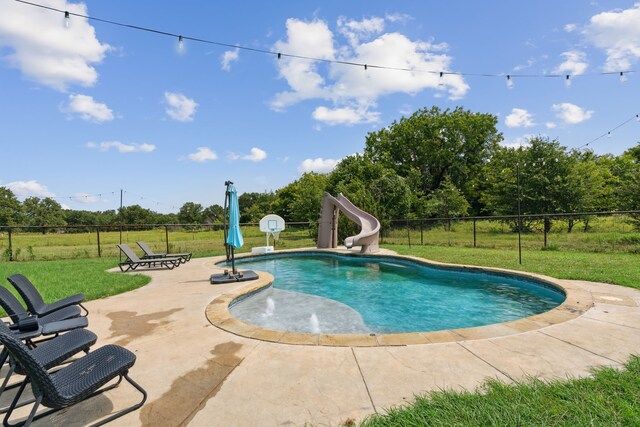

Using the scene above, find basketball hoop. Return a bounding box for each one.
[258,215,286,249]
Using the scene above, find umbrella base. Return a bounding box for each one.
[210,270,259,284]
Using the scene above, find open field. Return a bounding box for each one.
[383,214,640,253]
[1,214,639,262]
[0,224,317,261]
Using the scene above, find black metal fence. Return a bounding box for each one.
[0,211,638,262]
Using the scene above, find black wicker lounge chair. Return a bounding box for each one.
[136,241,192,263]
[6,274,88,318]
[117,244,182,272]
[0,326,146,427]
[0,324,97,414]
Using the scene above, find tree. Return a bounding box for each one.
[0,187,22,226]
[203,204,224,223]
[119,205,154,225]
[22,197,66,230]
[177,202,203,224]
[272,172,328,223]
[422,177,470,221]
[238,192,276,223]
[364,106,501,213]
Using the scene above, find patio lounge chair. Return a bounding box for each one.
[0,324,97,414]
[137,241,192,263]
[0,286,89,365]
[117,244,182,272]
[6,274,88,318]
[0,326,146,427]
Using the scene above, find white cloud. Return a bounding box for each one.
[242,147,267,162]
[271,16,468,125]
[312,105,380,125]
[500,135,535,149]
[564,23,577,33]
[553,50,588,75]
[63,94,114,122]
[337,16,385,47]
[552,102,593,124]
[584,4,640,71]
[226,152,241,161]
[187,147,217,162]
[298,157,340,174]
[385,13,412,23]
[221,48,239,71]
[545,122,557,129]
[0,0,110,90]
[164,92,197,122]
[505,108,535,128]
[513,58,535,71]
[86,141,156,153]
[5,180,54,198]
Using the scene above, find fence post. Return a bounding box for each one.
[420,220,424,245]
[543,216,549,248]
[8,228,13,262]
[96,227,101,257]
[473,219,477,248]
[165,225,170,254]
[406,219,411,247]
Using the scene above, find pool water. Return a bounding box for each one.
[228,253,565,334]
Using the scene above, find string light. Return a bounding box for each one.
[63,10,69,28]
[438,71,444,86]
[578,113,639,150]
[177,35,184,53]
[565,74,571,88]
[12,0,635,85]
[620,71,627,83]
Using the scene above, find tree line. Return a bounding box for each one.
[1,106,639,233]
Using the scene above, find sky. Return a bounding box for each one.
[1,0,639,213]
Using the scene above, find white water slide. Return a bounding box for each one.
[317,192,380,253]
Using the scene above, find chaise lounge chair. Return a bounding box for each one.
[0,323,97,415]
[136,241,192,263]
[6,274,88,318]
[117,244,182,272]
[0,326,147,427]
[0,286,89,367]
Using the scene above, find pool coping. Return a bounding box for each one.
[205,248,593,347]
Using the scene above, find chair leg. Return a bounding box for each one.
[78,303,90,317]
[2,378,31,427]
[89,374,147,427]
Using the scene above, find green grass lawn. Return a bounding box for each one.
[0,257,150,306]
[388,244,640,289]
[361,356,640,426]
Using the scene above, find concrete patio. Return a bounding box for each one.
[12,252,640,426]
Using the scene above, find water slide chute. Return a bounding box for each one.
[317,192,380,253]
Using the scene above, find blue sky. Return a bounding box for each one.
[1,0,639,213]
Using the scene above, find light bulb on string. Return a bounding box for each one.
[565,75,571,88]
[636,114,640,122]
[620,72,627,83]
[177,35,184,53]
[506,75,513,89]
[438,71,444,86]
[64,11,70,28]
[607,131,612,139]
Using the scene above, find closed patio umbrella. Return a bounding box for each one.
[226,183,243,274]
[211,181,258,284]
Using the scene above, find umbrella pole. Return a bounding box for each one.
[231,246,236,275]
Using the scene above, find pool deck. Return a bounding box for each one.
[16,249,640,426]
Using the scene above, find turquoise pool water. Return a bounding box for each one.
[227,252,565,334]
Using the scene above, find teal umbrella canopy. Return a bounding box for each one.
[226,185,244,249]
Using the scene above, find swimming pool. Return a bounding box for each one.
[226,252,565,334]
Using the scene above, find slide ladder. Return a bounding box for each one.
[317,192,380,253]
